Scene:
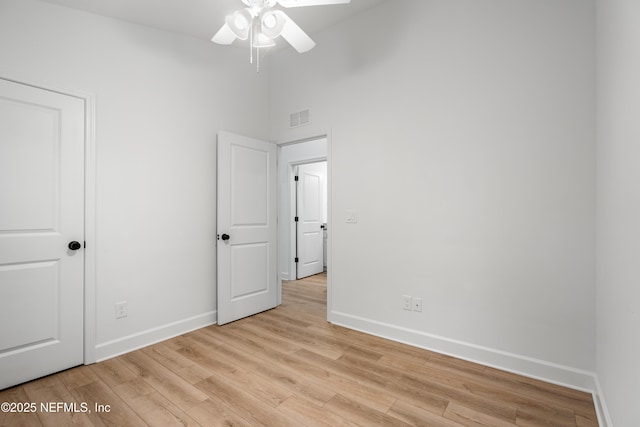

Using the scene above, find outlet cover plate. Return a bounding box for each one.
[116,301,128,319]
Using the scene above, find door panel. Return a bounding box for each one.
[231,145,269,226]
[296,163,325,279]
[0,98,59,231]
[231,243,268,299]
[0,79,84,390]
[0,261,59,350]
[217,131,277,325]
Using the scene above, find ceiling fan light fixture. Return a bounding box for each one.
[261,10,285,39]
[225,9,253,40]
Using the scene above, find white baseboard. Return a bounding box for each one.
[593,376,613,427]
[94,310,217,362]
[329,310,596,393]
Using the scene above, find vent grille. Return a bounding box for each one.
[289,109,311,128]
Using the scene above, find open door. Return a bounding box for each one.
[217,131,277,325]
[296,162,326,279]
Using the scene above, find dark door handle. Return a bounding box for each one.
[221,234,230,241]
[68,241,82,250]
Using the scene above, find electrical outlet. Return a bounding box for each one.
[412,297,422,312]
[402,295,412,311]
[115,301,128,319]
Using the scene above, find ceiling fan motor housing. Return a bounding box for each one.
[242,0,277,8]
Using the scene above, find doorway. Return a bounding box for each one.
[277,136,328,303]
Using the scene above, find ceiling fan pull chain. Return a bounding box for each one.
[250,24,254,64]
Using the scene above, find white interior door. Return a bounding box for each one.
[217,131,277,325]
[0,79,85,389]
[296,162,325,279]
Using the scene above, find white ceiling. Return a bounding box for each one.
[39,0,386,44]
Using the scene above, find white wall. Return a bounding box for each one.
[596,0,640,425]
[0,0,270,359]
[271,0,596,388]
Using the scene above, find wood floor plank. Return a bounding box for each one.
[379,350,585,425]
[278,395,356,427]
[111,378,156,403]
[575,411,600,427]
[89,359,137,390]
[124,390,200,427]
[195,374,298,427]
[444,401,516,427]
[174,363,216,386]
[387,400,464,427]
[231,321,303,354]
[307,323,432,366]
[141,341,199,373]
[246,314,345,360]
[119,350,209,411]
[248,350,337,406]
[379,352,577,424]
[187,398,253,427]
[254,346,397,413]
[335,352,452,416]
[483,366,594,409]
[323,393,411,427]
[174,337,238,377]
[22,377,94,427]
[515,407,577,427]
[199,323,266,355]
[0,386,45,427]
[68,380,147,427]
[181,327,324,409]
[57,365,100,391]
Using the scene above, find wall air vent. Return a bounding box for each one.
[289,109,311,128]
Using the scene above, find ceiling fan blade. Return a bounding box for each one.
[277,0,350,7]
[276,11,316,53]
[211,23,237,45]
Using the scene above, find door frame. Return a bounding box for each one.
[1,75,97,364]
[276,133,332,319]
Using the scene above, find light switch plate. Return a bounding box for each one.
[346,210,357,223]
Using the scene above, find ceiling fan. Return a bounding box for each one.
[212,0,351,69]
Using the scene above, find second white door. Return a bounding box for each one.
[296,162,326,279]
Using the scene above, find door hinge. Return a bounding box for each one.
[294,216,299,222]
[84,241,86,248]
[295,257,299,263]
[294,175,299,182]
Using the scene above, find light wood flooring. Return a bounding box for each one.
[0,273,598,426]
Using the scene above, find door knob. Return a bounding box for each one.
[68,241,82,250]
[221,234,230,241]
